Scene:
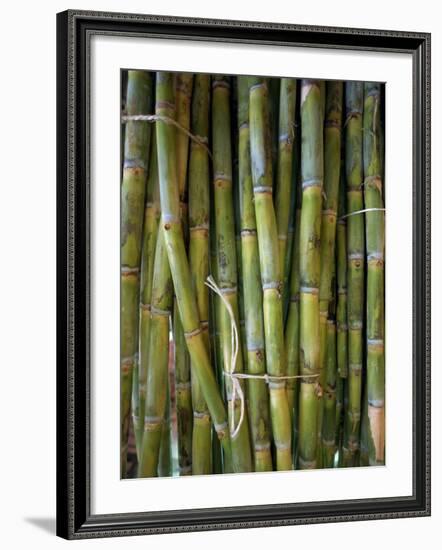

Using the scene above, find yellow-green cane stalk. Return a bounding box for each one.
[158,374,172,477]
[268,78,281,179]
[275,78,297,281]
[174,304,193,475]
[317,82,343,464]
[336,167,348,379]
[237,76,273,472]
[345,81,365,462]
[176,73,194,226]
[359,381,369,466]
[297,80,323,470]
[155,72,232,470]
[212,75,252,473]
[173,73,194,475]
[363,82,385,466]
[285,167,302,459]
[335,374,344,458]
[322,261,338,468]
[249,77,292,471]
[138,229,173,477]
[121,70,153,476]
[209,208,224,474]
[137,134,160,461]
[188,74,213,475]
[341,379,354,467]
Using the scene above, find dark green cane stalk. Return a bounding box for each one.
[249,77,292,471]
[121,70,153,476]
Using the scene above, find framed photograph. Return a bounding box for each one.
[56,9,431,539]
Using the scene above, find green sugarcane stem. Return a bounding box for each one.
[322,258,338,468]
[249,77,292,471]
[282,188,297,323]
[233,104,249,381]
[211,217,225,397]
[208,187,224,473]
[286,220,301,415]
[173,73,194,474]
[212,75,252,473]
[174,302,193,475]
[176,73,194,208]
[283,113,300,323]
[155,72,232,471]
[137,133,161,461]
[121,70,153,477]
[363,82,385,466]
[359,379,369,466]
[209,189,224,474]
[158,372,172,477]
[138,229,173,477]
[322,318,337,468]
[237,76,273,472]
[188,74,213,475]
[285,161,302,463]
[296,80,324,470]
[131,361,140,463]
[317,81,343,465]
[335,375,344,453]
[268,78,281,179]
[345,81,365,461]
[275,78,297,282]
[341,378,354,467]
[337,164,348,379]
[210,250,224,474]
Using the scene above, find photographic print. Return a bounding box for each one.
[120,71,385,479]
[57,11,429,538]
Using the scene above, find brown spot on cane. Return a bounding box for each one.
[121,360,133,375]
[164,223,171,231]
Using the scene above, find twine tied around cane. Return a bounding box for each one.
[205,275,245,440]
[121,114,212,159]
[205,275,321,439]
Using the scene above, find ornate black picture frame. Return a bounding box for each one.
[56,9,430,539]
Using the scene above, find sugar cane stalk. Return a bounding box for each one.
[345,81,365,462]
[155,72,233,470]
[138,228,173,477]
[337,165,348,379]
[158,361,172,477]
[188,74,213,475]
[137,133,160,460]
[285,165,302,457]
[275,78,297,281]
[249,77,292,471]
[237,76,273,471]
[174,304,193,475]
[297,80,323,469]
[174,73,194,475]
[212,75,252,473]
[318,82,343,464]
[363,82,385,466]
[121,70,153,476]
[322,262,338,468]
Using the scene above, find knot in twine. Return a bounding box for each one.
[205,275,244,440]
